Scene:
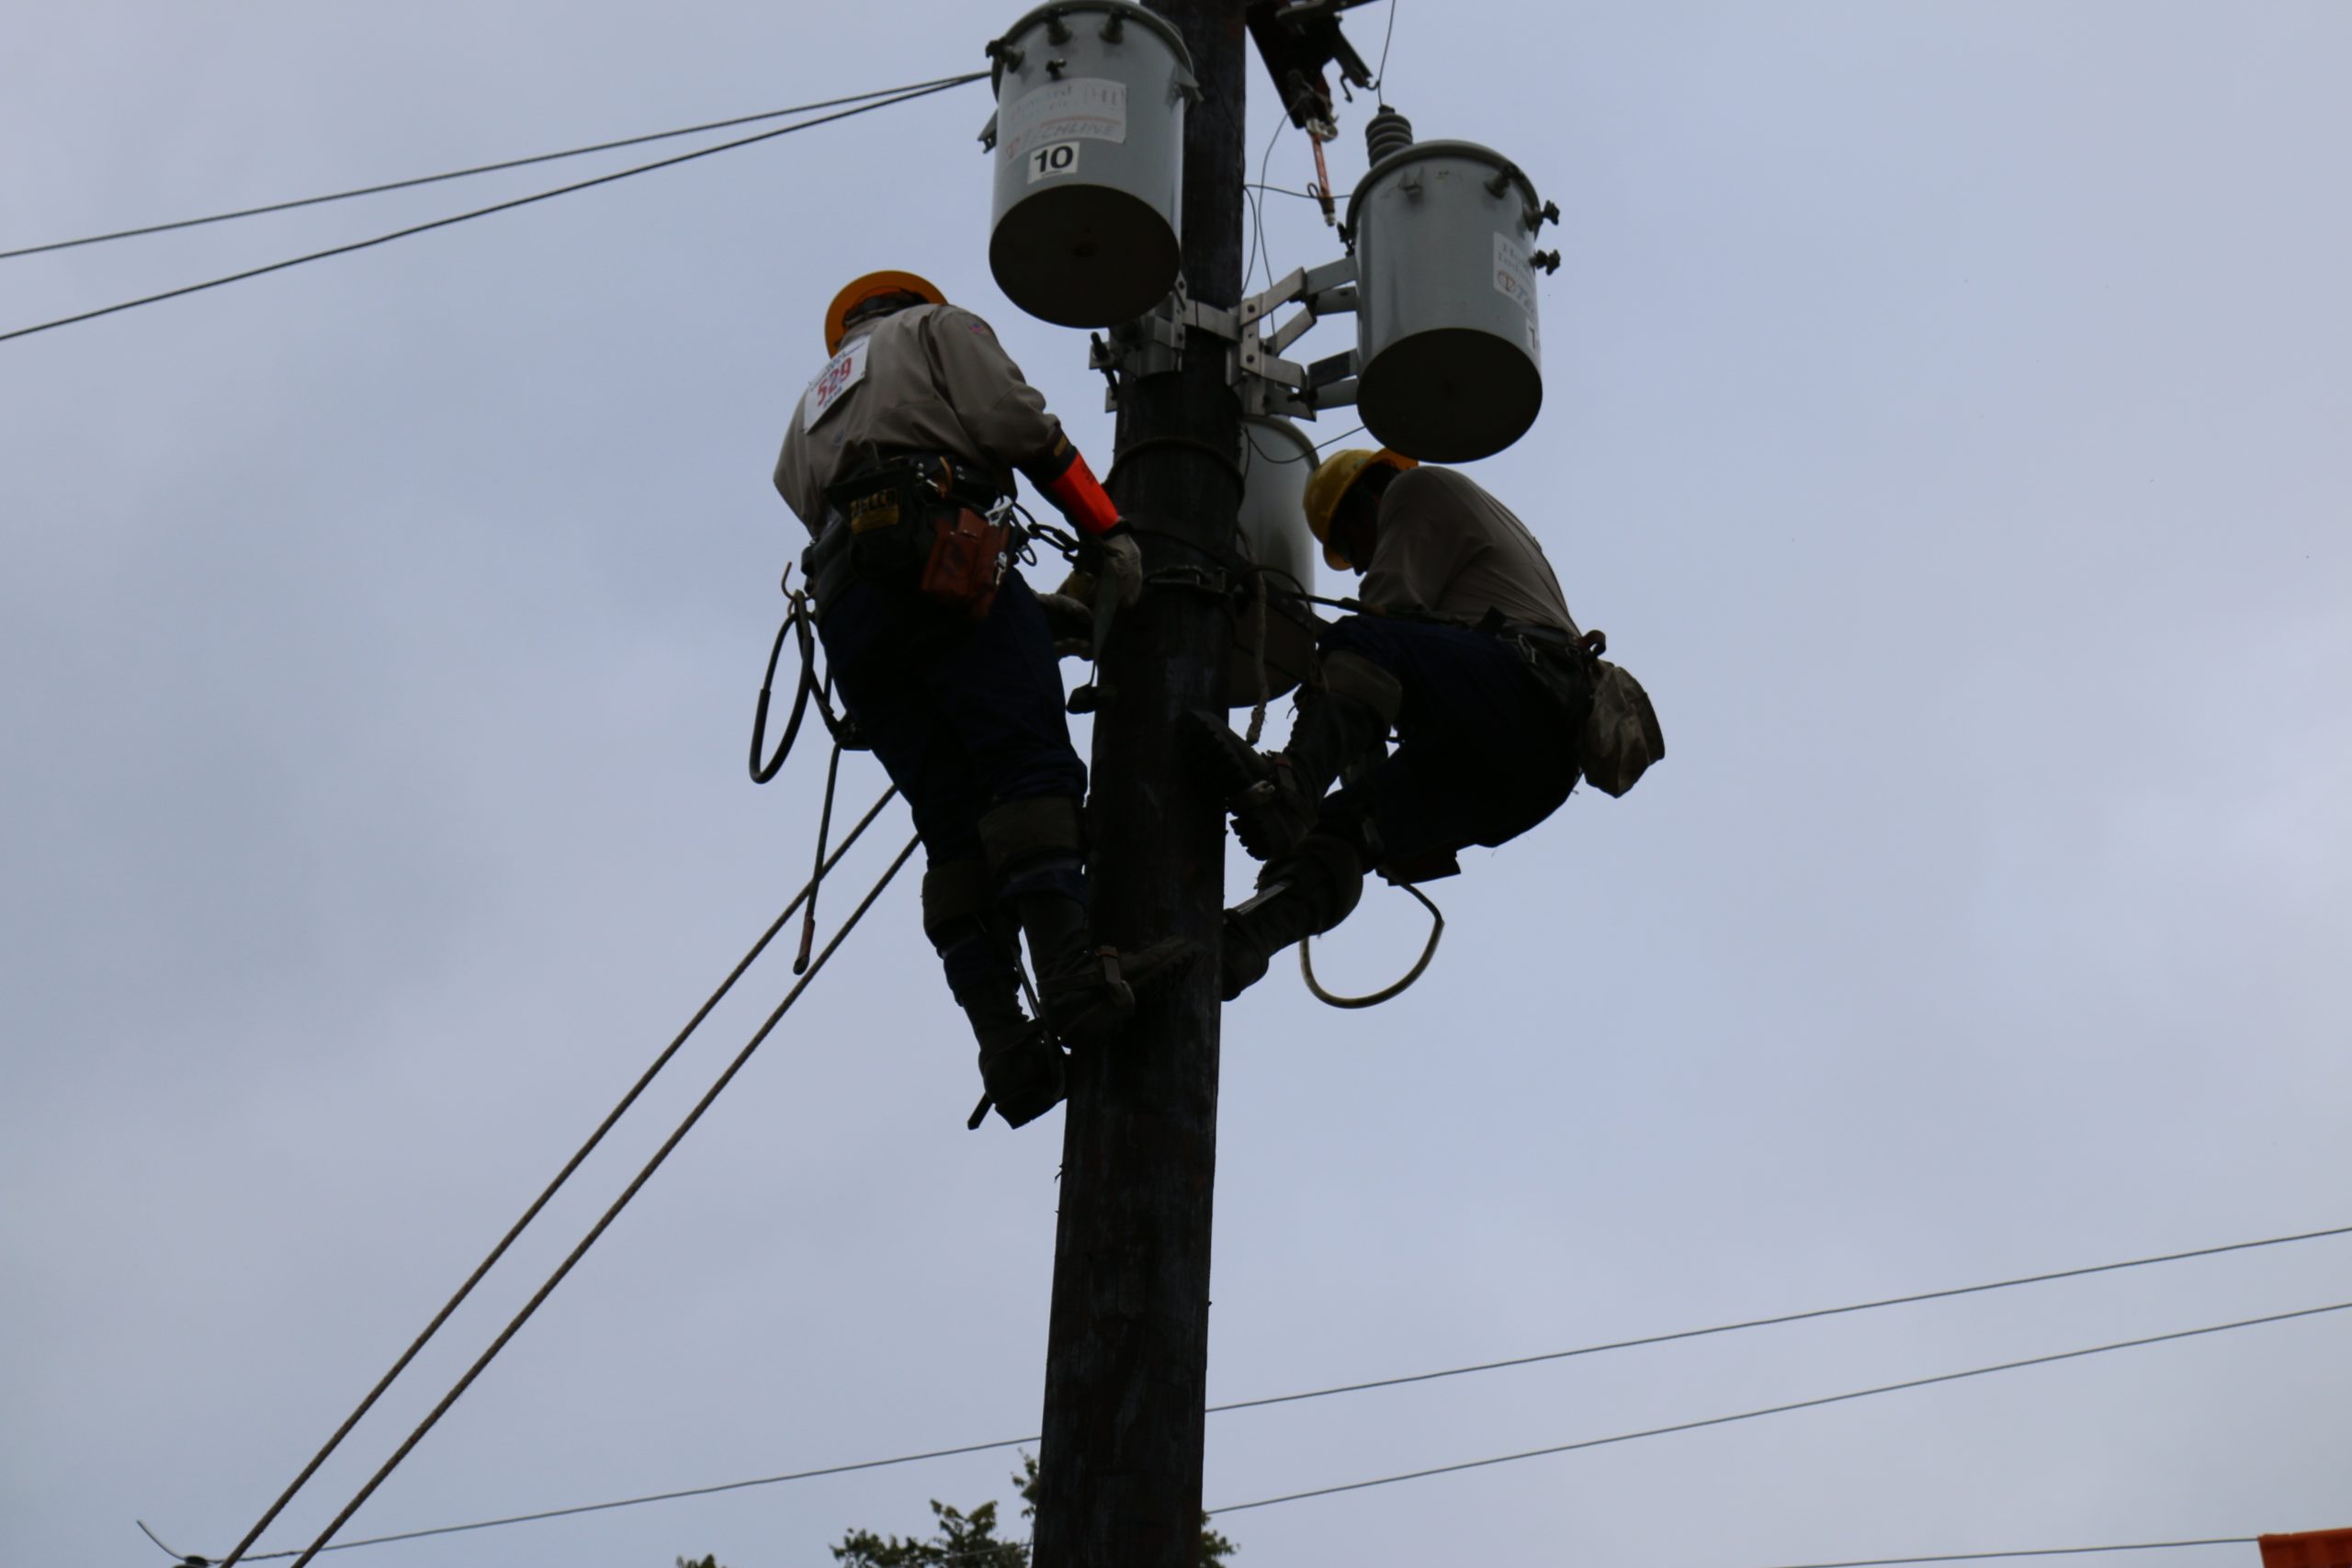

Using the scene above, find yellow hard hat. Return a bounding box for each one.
[824,269,947,354]
[1303,447,1418,570]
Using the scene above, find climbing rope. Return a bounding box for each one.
[1300,879,1444,1009]
[205,792,909,1568]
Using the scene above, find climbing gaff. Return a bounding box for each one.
[981,1,1198,326]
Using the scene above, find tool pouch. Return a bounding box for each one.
[842,483,925,587]
[1566,631,1665,797]
[824,461,942,590]
[918,506,1013,618]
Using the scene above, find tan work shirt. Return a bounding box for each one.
[1361,467,1577,634]
[773,303,1061,536]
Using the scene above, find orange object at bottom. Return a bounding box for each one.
[2263,1529,2352,1567]
[918,507,1011,618]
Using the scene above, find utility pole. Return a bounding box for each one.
[1032,3,1244,1565]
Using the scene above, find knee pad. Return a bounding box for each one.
[978,795,1087,901]
[920,855,993,952]
[1317,649,1404,724]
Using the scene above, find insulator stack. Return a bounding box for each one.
[1363,106,1415,165]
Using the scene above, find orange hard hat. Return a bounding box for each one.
[824,270,946,354]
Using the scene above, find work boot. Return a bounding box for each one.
[1185,650,1401,862]
[974,1017,1066,1129]
[1220,833,1366,1000]
[1008,890,1197,1045]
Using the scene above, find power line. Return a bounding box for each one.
[1749,1540,2259,1568]
[199,789,899,1568]
[917,1533,2272,1568]
[1207,1219,2352,1416]
[0,74,985,262]
[262,831,922,1568]
[0,73,984,346]
[153,1223,2352,1559]
[1204,1298,2352,1514]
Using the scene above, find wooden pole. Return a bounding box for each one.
[1031,4,1246,1565]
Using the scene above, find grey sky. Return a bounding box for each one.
[4,4,2347,1567]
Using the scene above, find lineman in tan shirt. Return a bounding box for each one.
[1193,449,1595,999]
[774,270,1183,1129]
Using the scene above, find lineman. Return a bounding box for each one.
[1193,449,1657,998]
[775,270,1186,1127]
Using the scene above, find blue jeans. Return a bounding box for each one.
[817,570,1088,893]
[1317,615,1581,865]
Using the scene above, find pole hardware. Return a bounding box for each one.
[1088,275,1238,406]
[1233,254,1360,418]
[1089,259,1362,422]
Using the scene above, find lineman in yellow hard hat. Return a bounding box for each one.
[774,268,1189,1130]
[1191,446,1658,999]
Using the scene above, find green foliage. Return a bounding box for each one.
[821,1453,1236,1567]
[676,1557,727,1568]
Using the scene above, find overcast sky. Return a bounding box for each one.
[4,4,2348,1567]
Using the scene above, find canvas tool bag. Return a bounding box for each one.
[1572,631,1664,797]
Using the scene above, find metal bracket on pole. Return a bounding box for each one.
[1088,255,1361,423]
[1089,276,1240,411]
[1233,254,1358,419]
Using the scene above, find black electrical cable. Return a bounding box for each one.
[1749,1540,2260,1568]
[198,785,899,1568]
[1315,423,1368,449]
[915,1531,2273,1568]
[0,73,984,345]
[1204,1299,2352,1514]
[0,74,984,262]
[150,1222,2352,1560]
[1374,0,1400,94]
[224,831,922,1568]
[1243,87,1318,295]
[1204,1217,2352,1415]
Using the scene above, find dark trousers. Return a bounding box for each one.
[1317,615,1582,865]
[818,570,1088,895]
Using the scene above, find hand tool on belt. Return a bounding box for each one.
[804,452,1013,618]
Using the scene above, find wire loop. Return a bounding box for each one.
[1300,879,1443,1008]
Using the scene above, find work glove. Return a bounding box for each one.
[1037,587,1097,658]
[1062,522,1142,655]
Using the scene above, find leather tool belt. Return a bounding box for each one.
[1499,618,1664,798]
[804,454,1012,620]
[1497,619,1599,728]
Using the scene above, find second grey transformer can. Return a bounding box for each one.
[1347,133,1550,462]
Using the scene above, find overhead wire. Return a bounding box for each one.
[263,830,923,1568]
[914,1531,2272,1568]
[0,74,987,262]
[1242,96,1308,297]
[149,1222,2352,1559]
[194,787,899,1568]
[0,72,985,345]
[1204,1298,2352,1514]
[1748,1540,2261,1568]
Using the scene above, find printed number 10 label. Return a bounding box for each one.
[1027,141,1080,183]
